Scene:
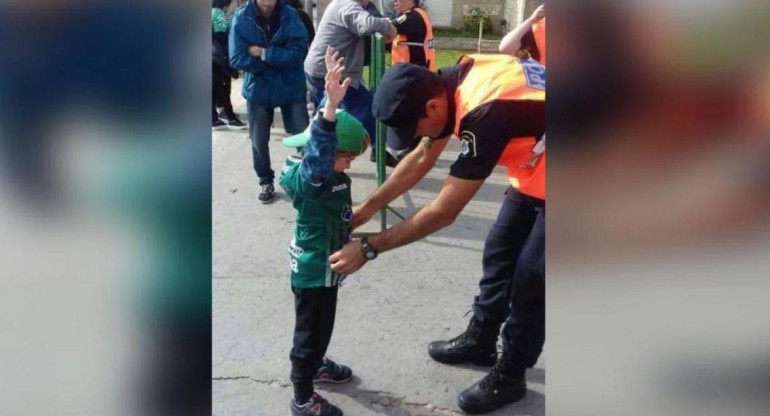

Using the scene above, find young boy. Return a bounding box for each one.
[279,63,368,416]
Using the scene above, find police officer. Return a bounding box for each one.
[329,55,545,414]
[389,0,436,71]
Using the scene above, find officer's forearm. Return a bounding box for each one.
[368,174,483,254]
[369,201,453,253]
[360,138,443,213]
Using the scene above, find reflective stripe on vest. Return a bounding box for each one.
[392,8,436,72]
[453,55,546,199]
[533,18,546,65]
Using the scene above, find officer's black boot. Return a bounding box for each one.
[456,351,527,414]
[427,317,498,366]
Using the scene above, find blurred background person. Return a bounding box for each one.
[304,0,398,167]
[387,0,435,161]
[499,4,545,65]
[213,0,247,130]
[389,0,434,71]
[286,0,316,49]
[229,0,309,204]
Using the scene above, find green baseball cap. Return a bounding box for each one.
[282,110,368,155]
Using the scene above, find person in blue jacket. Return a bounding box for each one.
[230,0,310,204]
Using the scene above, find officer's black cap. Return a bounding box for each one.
[372,63,440,151]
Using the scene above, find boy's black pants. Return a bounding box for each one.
[289,286,338,402]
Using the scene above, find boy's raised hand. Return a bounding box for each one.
[325,64,351,109]
[325,46,345,74]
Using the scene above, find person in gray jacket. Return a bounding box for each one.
[304,0,397,166]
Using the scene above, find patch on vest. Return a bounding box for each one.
[331,183,348,192]
[459,131,477,158]
[426,39,434,49]
[341,204,353,222]
[288,239,304,258]
[396,14,408,24]
[519,58,546,91]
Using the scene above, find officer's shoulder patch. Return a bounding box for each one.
[519,58,546,91]
[459,131,477,158]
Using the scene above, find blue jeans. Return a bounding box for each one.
[473,187,545,374]
[247,101,309,185]
[306,73,376,147]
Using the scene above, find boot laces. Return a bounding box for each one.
[453,311,482,345]
[480,346,512,391]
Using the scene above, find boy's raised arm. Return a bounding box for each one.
[299,62,351,184]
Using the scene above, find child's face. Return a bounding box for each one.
[333,154,358,172]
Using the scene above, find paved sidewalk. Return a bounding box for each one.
[213,84,544,416]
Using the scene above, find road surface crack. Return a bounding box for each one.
[212,376,291,388]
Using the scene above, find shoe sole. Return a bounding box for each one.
[213,126,227,131]
[456,389,526,414]
[312,375,353,384]
[227,125,248,130]
[259,197,276,204]
[289,411,343,416]
[428,348,497,367]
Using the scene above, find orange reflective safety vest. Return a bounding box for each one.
[392,8,436,72]
[532,18,546,65]
[453,55,546,199]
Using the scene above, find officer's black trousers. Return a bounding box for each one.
[473,187,545,375]
[289,286,338,404]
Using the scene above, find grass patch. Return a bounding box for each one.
[433,27,503,40]
[363,49,467,86]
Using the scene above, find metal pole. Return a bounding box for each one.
[478,19,483,53]
[369,34,388,231]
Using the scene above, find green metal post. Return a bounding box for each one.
[370,34,387,232]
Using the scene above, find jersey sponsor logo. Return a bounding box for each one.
[459,131,477,158]
[331,183,348,192]
[341,204,353,222]
[519,58,546,91]
[288,239,304,258]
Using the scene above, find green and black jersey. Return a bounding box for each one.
[279,119,353,288]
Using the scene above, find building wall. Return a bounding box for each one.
[450,0,505,32]
[503,0,544,29]
[421,0,453,27]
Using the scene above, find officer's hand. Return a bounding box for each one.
[329,240,367,275]
[324,46,345,73]
[529,5,545,23]
[325,64,350,108]
[350,204,374,231]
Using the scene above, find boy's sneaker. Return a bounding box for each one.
[313,357,353,384]
[290,392,343,416]
[258,184,275,204]
[225,116,248,130]
[213,119,227,131]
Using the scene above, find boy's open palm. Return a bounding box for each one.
[325,64,351,107]
[324,45,345,74]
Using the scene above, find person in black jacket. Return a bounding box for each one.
[213,0,247,130]
[285,0,315,49]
